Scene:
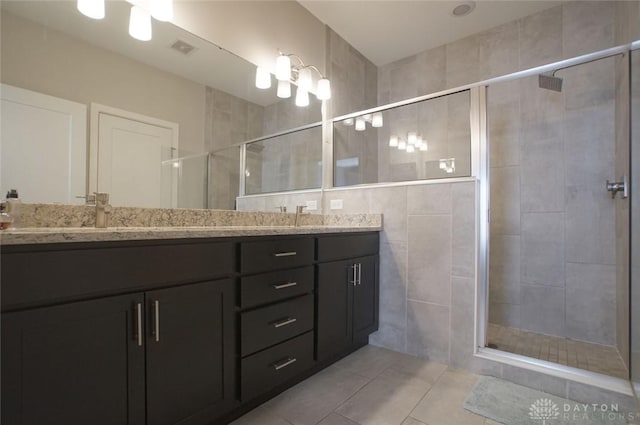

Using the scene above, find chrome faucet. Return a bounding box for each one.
[276,206,287,213]
[294,205,307,227]
[94,192,112,228]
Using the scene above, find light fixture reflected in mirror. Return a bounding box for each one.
[398,140,407,150]
[77,0,105,19]
[389,135,398,147]
[317,78,331,100]
[150,0,173,22]
[371,112,383,127]
[129,5,152,41]
[355,117,366,131]
[276,55,292,81]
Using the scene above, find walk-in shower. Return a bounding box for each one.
[485,49,633,382]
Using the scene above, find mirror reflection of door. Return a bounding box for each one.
[1,84,87,204]
[90,104,179,209]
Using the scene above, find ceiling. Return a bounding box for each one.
[298,0,562,66]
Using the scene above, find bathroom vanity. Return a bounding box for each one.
[1,228,380,425]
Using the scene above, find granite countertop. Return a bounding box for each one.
[0,224,382,245]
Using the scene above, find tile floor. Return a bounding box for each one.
[231,345,497,425]
[487,324,628,379]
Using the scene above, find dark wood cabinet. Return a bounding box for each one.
[1,231,378,425]
[145,280,235,425]
[316,254,379,363]
[1,294,146,425]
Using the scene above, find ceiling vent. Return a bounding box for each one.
[170,39,196,55]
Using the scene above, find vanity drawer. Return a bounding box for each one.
[241,331,314,402]
[240,266,314,309]
[240,294,314,356]
[317,233,379,262]
[240,238,314,274]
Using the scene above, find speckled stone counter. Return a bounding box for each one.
[0,224,382,245]
[1,203,382,245]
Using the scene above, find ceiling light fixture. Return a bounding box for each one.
[451,1,476,17]
[77,0,105,19]
[256,51,331,106]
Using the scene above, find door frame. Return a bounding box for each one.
[89,103,179,207]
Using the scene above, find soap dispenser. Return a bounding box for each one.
[5,189,21,229]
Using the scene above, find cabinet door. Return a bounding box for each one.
[1,294,145,425]
[145,279,235,425]
[316,259,354,362]
[353,255,379,342]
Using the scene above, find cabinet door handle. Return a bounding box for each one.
[273,357,297,371]
[152,300,160,342]
[273,281,298,290]
[272,317,297,328]
[357,263,362,286]
[350,264,357,286]
[273,251,297,257]
[135,303,143,347]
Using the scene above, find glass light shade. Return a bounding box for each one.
[439,161,447,170]
[407,132,417,145]
[389,135,398,147]
[295,87,309,107]
[77,0,105,19]
[276,55,291,81]
[419,141,428,151]
[277,80,291,98]
[316,78,331,100]
[398,140,407,150]
[371,112,383,128]
[406,144,416,153]
[343,118,354,126]
[298,67,313,90]
[355,117,366,131]
[129,6,152,41]
[255,67,271,89]
[150,0,173,22]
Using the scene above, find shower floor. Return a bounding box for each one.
[487,324,628,379]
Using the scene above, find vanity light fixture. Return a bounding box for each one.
[277,80,291,98]
[347,112,384,131]
[256,51,331,105]
[406,144,416,153]
[371,112,384,128]
[439,158,456,173]
[295,88,310,107]
[355,117,366,131]
[389,135,399,147]
[398,140,407,150]
[343,118,355,126]
[77,0,105,19]
[129,5,152,41]
[255,67,272,89]
[407,132,417,145]
[391,131,427,153]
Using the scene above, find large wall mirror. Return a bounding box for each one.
[0,1,321,210]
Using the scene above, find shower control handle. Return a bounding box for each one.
[606,175,628,199]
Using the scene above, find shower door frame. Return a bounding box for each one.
[473,42,639,396]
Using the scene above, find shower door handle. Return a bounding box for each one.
[606,175,628,199]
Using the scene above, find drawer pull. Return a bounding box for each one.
[273,251,297,257]
[273,317,297,328]
[272,281,298,290]
[273,357,297,371]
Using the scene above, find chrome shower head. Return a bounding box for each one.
[538,72,563,92]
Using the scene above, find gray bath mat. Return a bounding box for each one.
[464,376,628,425]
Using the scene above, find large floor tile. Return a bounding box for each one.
[385,352,448,386]
[336,368,433,425]
[230,406,292,425]
[330,345,402,379]
[317,413,360,425]
[410,369,485,425]
[262,366,370,425]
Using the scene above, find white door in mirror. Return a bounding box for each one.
[92,105,178,209]
[1,84,87,204]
